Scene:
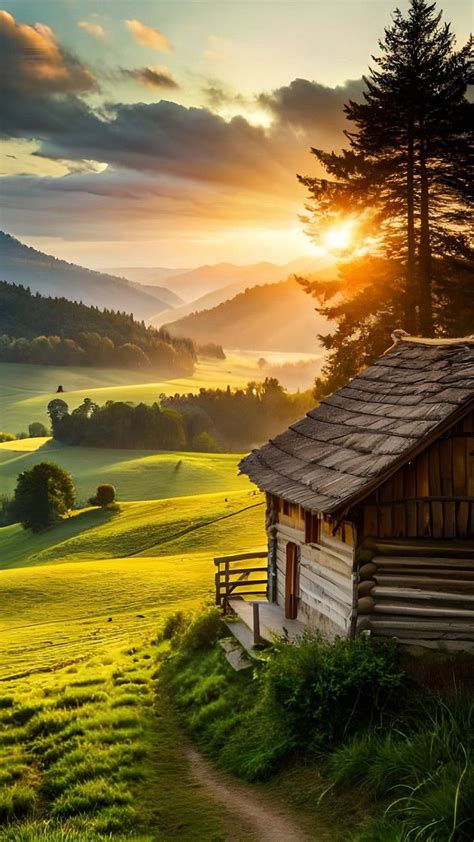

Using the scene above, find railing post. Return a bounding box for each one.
[215,567,221,606]
[224,559,230,612]
[253,602,261,647]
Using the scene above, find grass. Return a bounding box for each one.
[0,354,265,433]
[0,642,231,841]
[0,441,254,502]
[0,491,265,678]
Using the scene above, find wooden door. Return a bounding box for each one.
[285,542,299,619]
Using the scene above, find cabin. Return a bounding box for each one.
[215,335,474,652]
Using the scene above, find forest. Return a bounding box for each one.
[47,379,313,452]
[0,281,198,374]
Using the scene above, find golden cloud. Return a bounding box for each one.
[77,21,105,39]
[125,19,171,51]
[0,9,96,93]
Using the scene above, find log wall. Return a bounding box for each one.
[361,411,474,541]
[273,516,354,638]
[356,538,474,652]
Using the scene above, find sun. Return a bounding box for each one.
[322,221,354,253]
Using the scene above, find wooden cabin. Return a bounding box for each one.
[234,335,474,651]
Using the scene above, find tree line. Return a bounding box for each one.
[298,0,472,397]
[0,281,197,374]
[47,379,313,452]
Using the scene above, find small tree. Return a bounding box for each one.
[91,484,116,507]
[28,422,48,438]
[11,461,75,532]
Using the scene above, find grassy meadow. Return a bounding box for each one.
[0,354,263,434]
[0,438,255,502]
[0,478,265,838]
[0,352,269,840]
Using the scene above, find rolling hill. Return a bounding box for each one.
[163,277,332,353]
[0,232,172,319]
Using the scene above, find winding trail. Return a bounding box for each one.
[185,746,312,842]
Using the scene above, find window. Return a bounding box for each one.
[283,499,290,515]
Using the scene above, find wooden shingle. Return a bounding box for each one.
[239,336,474,514]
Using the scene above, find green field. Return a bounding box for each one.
[0,361,270,839]
[0,437,254,502]
[0,354,262,433]
[0,490,265,677]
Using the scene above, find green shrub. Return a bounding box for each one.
[161,610,191,642]
[178,607,222,653]
[90,484,116,507]
[264,633,404,750]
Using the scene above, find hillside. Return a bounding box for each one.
[164,277,332,352]
[0,281,196,374]
[128,280,184,308]
[0,232,171,319]
[148,278,257,328]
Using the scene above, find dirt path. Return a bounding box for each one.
[186,746,312,842]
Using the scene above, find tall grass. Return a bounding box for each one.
[331,697,474,841]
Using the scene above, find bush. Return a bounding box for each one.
[161,610,191,642]
[178,608,223,653]
[263,633,404,750]
[0,432,15,442]
[90,484,116,507]
[28,422,48,438]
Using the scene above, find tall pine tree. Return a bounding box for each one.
[299,0,472,395]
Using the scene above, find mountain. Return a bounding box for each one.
[107,266,188,287]
[127,281,184,309]
[0,232,172,319]
[148,257,332,303]
[148,257,334,328]
[163,277,333,353]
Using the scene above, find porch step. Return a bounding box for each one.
[223,618,257,655]
[218,636,252,671]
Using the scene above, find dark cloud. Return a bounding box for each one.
[0,10,96,95]
[259,77,365,138]
[121,66,179,90]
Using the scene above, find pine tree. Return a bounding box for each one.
[299,0,472,356]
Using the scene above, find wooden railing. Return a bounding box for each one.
[214,551,268,609]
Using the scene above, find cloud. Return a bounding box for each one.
[259,77,365,139]
[0,10,96,94]
[77,21,105,39]
[121,66,179,90]
[125,19,171,51]
[203,34,230,62]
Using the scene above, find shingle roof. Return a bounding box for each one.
[239,336,474,515]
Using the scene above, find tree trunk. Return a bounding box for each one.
[405,116,418,334]
[418,120,434,337]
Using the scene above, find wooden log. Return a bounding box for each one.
[372,540,473,557]
[371,586,474,605]
[359,562,377,580]
[373,556,474,568]
[358,579,376,596]
[357,596,375,614]
[373,603,474,618]
[374,574,474,592]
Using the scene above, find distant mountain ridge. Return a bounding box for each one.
[164,276,333,353]
[0,232,172,319]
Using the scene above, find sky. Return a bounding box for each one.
[0,0,471,268]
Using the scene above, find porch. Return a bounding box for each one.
[214,550,306,652]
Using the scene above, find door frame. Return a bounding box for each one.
[285,541,299,619]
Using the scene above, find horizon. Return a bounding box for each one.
[1,0,471,268]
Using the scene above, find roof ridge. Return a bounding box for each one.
[386,331,474,351]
